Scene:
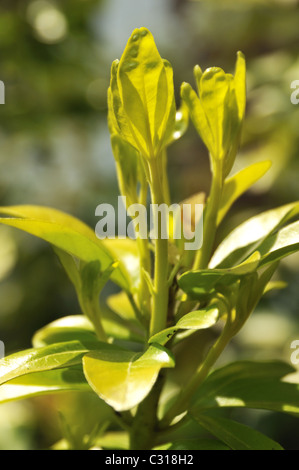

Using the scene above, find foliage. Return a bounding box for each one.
[0,27,299,450]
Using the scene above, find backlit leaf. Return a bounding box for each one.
[0,367,90,404]
[191,361,299,416]
[179,252,260,297]
[0,340,108,385]
[32,316,97,348]
[83,343,175,411]
[0,205,130,290]
[149,306,220,346]
[218,160,272,225]
[210,202,299,268]
[118,27,175,157]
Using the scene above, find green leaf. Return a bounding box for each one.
[182,52,245,175]
[179,251,261,297]
[210,202,299,268]
[0,367,90,404]
[0,340,108,385]
[83,343,175,411]
[200,67,232,161]
[54,248,117,340]
[149,306,219,346]
[32,316,97,348]
[258,220,299,267]
[102,317,145,343]
[169,439,230,450]
[193,413,283,450]
[181,82,214,158]
[53,248,81,291]
[110,134,139,204]
[106,291,137,323]
[79,260,117,339]
[117,27,175,157]
[95,431,129,450]
[191,360,299,416]
[108,60,138,151]
[169,102,189,143]
[234,51,246,121]
[218,160,272,225]
[102,238,141,290]
[0,205,130,291]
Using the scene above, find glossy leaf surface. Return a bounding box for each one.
[83,343,174,411]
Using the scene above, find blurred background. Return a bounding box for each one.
[0,0,299,450]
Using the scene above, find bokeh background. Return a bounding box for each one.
[0,0,299,449]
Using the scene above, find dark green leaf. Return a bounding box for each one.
[170,439,230,450]
[193,413,283,450]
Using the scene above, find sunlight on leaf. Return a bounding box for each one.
[83,343,174,411]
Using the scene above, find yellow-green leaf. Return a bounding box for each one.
[108,60,138,150]
[106,291,137,323]
[32,316,97,348]
[179,252,261,297]
[118,27,175,158]
[83,343,174,411]
[199,67,231,160]
[110,134,139,204]
[0,367,90,405]
[210,202,299,268]
[0,205,130,291]
[102,238,141,290]
[218,160,272,225]
[181,82,214,156]
[149,306,219,346]
[234,51,246,121]
[0,340,105,386]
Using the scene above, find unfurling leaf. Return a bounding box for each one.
[181,52,246,178]
[109,27,176,158]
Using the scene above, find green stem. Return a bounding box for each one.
[193,160,223,270]
[159,319,233,429]
[161,149,171,206]
[136,181,152,320]
[129,373,164,450]
[79,295,107,342]
[149,158,169,337]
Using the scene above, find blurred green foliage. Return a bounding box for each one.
[0,0,299,449]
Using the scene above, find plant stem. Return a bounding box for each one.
[159,319,233,429]
[129,373,164,450]
[193,160,223,270]
[149,158,169,337]
[136,181,152,321]
[78,295,107,342]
